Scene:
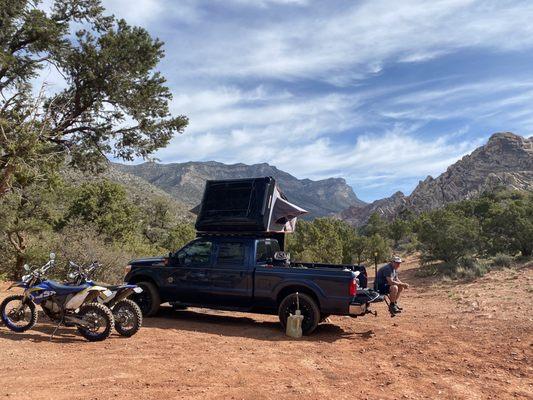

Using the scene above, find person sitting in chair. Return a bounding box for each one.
[376,256,409,314]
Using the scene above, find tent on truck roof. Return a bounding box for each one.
[194,177,307,233]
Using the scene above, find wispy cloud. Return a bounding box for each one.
[34,0,533,200]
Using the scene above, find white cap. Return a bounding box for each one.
[392,256,403,263]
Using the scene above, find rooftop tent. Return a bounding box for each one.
[194,177,308,233]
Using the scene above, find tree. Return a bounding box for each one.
[349,234,368,265]
[362,212,388,237]
[483,191,533,256]
[286,218,344,263]
[0,183,58,279]
[141,197,174,245]
[0,0,188,198]
[163,221,196,253]
[364,234,391,264]
[66,180,139,240]
[329,218,358,264]
[388,218,410,247]
[416,208,480,263]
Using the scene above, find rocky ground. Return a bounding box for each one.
[0,259,531,400]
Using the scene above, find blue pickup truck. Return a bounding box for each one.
[125,234,381,335]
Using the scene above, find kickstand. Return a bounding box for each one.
[382,296,396,318]
[50,315,64,341]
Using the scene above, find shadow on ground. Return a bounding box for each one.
[143,306,377,343]
[0,311,126,344]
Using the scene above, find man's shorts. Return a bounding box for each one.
[377,284,390,295]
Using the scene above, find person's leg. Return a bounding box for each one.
[388,285,401,314]
[396,285,403,301]
[389,285,399,303]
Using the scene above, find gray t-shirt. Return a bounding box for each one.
[376,263,398,288]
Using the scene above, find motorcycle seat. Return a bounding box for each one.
[46,280,90,294]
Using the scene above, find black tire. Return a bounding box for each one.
[278,292,320,335]
[113,299,142,337]
[0,295,37,333]
[76,302,114,342]
[132,281,160,317]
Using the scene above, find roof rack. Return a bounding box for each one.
[196,231,287,250]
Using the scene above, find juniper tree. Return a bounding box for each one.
[0,0,188,197]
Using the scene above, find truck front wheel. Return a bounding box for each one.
[133,281,160,317]
[278,292,320,335]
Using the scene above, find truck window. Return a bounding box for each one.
[256,240,268,263]
[177,240,213,266]
[216,242,245,266]
[270,239,280,254]
[256,239,281,264]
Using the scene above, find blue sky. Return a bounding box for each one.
[41,0,533,201]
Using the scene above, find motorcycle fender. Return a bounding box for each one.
[65,287,111,310]
[7,281,26,290]
[117,287,140,302]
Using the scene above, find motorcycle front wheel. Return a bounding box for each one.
[0,295,37,333]
[76,302,114,342]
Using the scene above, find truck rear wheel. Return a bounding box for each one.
[132,281,160,317]
[278,292,320,335]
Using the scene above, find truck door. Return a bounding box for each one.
[168,239,214,303]
[208,239,253,306]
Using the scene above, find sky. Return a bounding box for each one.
[40,0,533,202]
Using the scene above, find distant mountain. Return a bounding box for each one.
[113,161,365,217]
[341,132,533,226]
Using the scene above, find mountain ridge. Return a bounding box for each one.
[340,132,533,225]
[112,161,365,217]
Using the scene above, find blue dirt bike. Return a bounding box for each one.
[0,253,115,342]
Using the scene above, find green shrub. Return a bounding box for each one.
[454,258,488,280]
[416,258,489,280]
[491,253,513,269]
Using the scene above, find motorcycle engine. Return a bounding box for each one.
[42,299,61,313]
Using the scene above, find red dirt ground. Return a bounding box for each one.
[0,259,531,400]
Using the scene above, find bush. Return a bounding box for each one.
[491,253,513,269]
[415,258,488,280]
[416,208,481,263]
[454,259,488,280]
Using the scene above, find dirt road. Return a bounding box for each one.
[1,261,531,400]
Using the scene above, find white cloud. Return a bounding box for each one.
[161,0,533,83]
[103,0,166,25]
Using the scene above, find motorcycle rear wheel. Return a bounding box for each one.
[113,299,142,337]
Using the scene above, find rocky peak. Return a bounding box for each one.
[340,132,532,226]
